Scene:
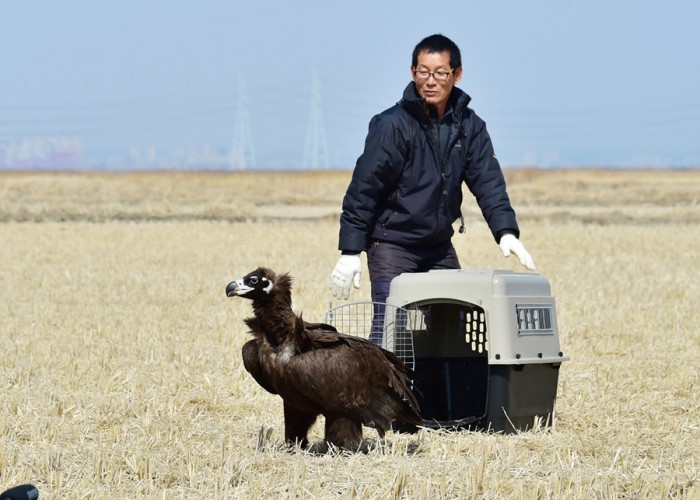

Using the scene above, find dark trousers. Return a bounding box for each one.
[366,239,460,344]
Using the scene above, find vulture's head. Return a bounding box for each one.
[226,267,292,303]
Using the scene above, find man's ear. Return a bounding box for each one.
[453,67,463,85]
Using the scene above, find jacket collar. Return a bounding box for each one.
[400,82,472,122]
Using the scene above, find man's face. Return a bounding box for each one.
[412,50,462,111]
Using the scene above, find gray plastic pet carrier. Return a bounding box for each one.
[326,269,570,433]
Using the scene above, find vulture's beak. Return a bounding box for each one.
[226,281,239,297]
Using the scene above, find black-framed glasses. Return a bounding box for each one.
[413,68,454,82]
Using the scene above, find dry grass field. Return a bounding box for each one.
[1,168,698,498]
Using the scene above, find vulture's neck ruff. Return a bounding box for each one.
[234,269,296,349]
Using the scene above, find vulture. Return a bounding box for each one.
[225,267,421,451]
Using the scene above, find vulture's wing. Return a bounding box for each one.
[242,339,278,394]
[304,321,338,333]
[285,320,420,429]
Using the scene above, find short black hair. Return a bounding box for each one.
[412,34,462,70]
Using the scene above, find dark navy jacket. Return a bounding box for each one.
[339,82,519,254]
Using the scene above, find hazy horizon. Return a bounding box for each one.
[2,1,699,170]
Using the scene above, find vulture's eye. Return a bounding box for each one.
[249,276,259,285]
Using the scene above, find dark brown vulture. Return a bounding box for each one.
[225,267,421,451]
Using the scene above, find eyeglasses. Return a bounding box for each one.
[413,68,454,82]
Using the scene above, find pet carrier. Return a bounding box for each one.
[326,269,570,433]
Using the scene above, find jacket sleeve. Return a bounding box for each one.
[339,114,408,253]
[464,116,520,242]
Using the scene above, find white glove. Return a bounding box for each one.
[329,254,362,300]
[499,234,536,270]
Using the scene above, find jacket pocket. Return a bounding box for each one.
[378,210,398,237]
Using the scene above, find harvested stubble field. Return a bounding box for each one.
[0,168,698,499]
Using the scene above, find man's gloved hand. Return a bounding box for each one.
[499,234,536,270]
[329,254,362,300]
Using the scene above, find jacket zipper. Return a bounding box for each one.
[431,122,446,241]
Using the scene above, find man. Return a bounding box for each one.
[329,34,535,331]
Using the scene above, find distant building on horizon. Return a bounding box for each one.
[0,135,84,170]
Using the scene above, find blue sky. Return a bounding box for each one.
[1,1,699,169]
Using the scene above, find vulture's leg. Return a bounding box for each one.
[283,402,317,448]
[324,415,363,451]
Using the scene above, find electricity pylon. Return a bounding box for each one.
[229,73,255,170]
[303,70,329,170]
